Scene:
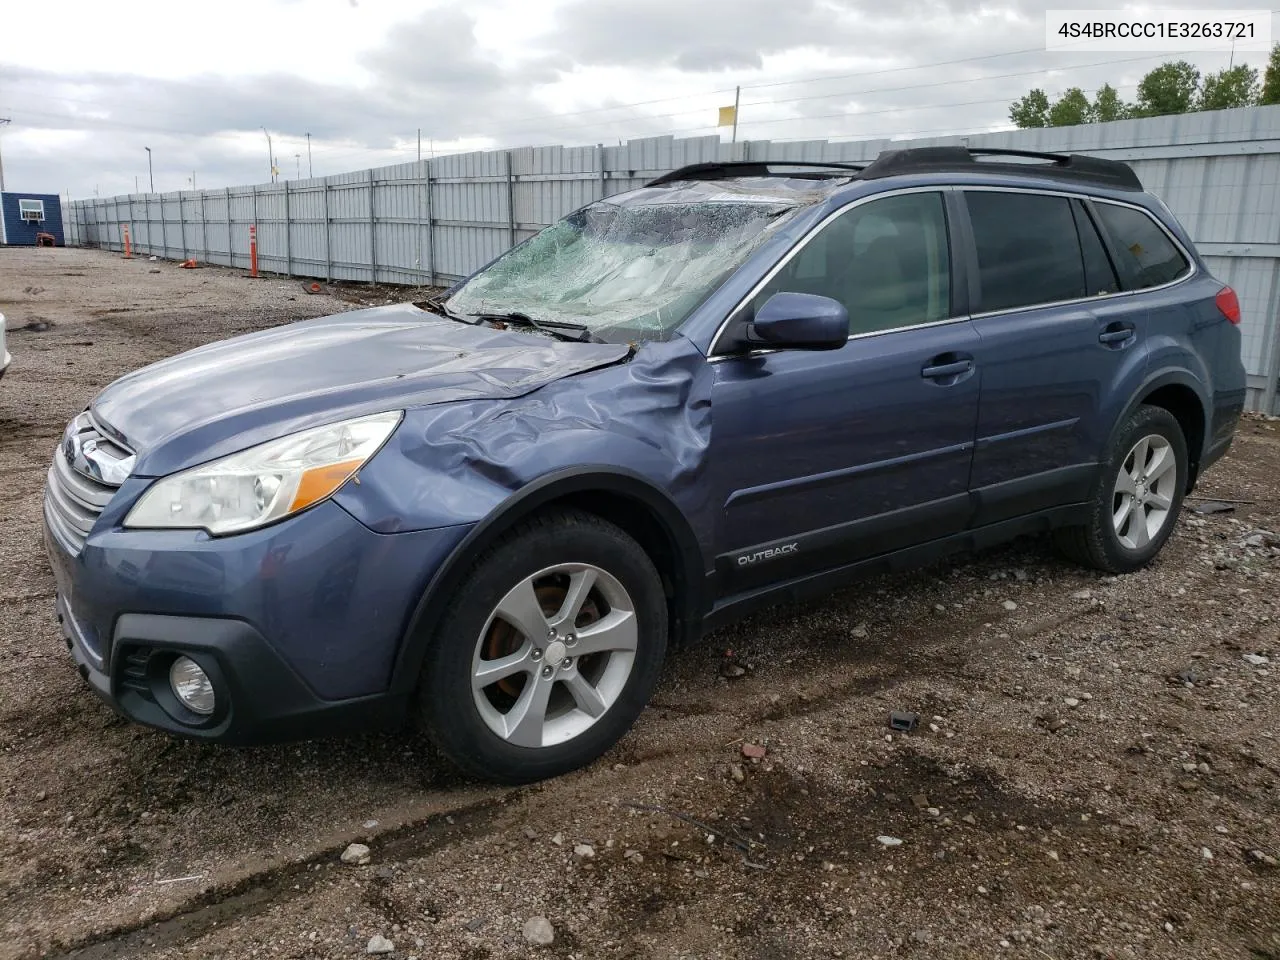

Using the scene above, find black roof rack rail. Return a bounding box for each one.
[858,146,1142,190]
[645,160,865,187]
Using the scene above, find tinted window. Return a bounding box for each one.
[754,192,951,336]
[1072,200,1120,296]
[1094,202,1190,290]
[966,192,1085,312]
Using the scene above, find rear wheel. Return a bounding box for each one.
[417,510,667,784]
[1054,404,1188,573]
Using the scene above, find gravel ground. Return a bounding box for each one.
[1,247,1277,960]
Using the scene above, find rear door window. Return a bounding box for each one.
[1092,202,1190,290]
[964,192,1086,313]
[1072,200,1121,296]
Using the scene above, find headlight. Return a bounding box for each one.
[124,411,402,535]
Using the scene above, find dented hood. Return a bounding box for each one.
[93,303,631,476]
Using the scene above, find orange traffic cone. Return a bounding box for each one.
[180,258,198,269]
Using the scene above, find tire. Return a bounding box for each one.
[1054,404,1188,573]
[416,509,667,784]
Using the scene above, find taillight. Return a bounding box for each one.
[1216,286,1241,325]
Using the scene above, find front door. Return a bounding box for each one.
[707,189,981,596]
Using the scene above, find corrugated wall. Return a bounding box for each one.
[67,105,1280,412]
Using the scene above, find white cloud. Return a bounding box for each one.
[0,0,1270,197]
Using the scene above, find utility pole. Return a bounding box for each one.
[731,86,741,144]
[295,154,301,179]
[262,127,275,182]
[145,146,154,192]
[191,170,196,190]
[135,175,139,194]
[417,128,422,162]
[305,132,313,177]
[0,118,10,192]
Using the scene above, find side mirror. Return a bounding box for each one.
[735,292,849,352]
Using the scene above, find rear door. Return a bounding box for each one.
[961,188,1148,526]
[708,189,982,596]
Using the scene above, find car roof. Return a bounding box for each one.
[645,147,1146,204]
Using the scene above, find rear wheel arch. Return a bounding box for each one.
[1133,373,1208,489]
[390,468,705,695]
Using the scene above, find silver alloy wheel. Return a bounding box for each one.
[471,563,638,748]
[1112,433,1177,550]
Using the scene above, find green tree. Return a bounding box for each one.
[1260,44,1280,105]
[1198,64,1259,110]
[1092,83,1128,122]
[1009,88,1050,128]
[1134,60,1201,117]
[1048,87,1092,126]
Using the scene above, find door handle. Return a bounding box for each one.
[1099,322,1136,345]
[921,359,974,380]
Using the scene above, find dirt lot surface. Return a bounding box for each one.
[1,247,1278,960]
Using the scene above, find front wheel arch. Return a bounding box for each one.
[389,468,705,697]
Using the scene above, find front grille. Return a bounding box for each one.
[44,411,133,556]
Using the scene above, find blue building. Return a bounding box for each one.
[0,191,64,246]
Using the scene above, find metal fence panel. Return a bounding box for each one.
[66,105,1280,410]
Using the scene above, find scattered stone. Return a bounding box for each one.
[927,807,941,817]
[1248,849,1278,868]
[551,832,565,846]
[522,916,555,946]
[148,268,162,274]
[1064,698,1081,709]
[911,929,933,944]
[35,790,46,802]
[1191,501,1235,515]
[1002,600,1018,612]
[1071,589,1092,600]
[1201,847,1214,860]
[1243,653,1270,666]
[962,814,977,825]
[719,661,747,679]
[623,849,644,863]
[849,623,868,639]
[366,934,395,954]
[934,604,946,613]
[911,793,930,810]
[376,866,395,880]
[1197,762,1211,776]
[466,917,486,933]
[742,743,768,760]
[341,843,371,866]
[1048,718,1069,733]
[1047,850,1059,862]
[613,763,627,771]
[1178,780,1199,792]
[573,843,595,858]
[876,836,903,847]
[1215,825,1229,835]
[522,826,539,840]
[729,763,746,783]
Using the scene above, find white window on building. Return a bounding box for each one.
[18,199,45,222]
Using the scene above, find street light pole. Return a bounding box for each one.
[262,127,275,182]
[144,146,154,192]
[0,118,10,192]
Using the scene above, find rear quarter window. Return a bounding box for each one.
[1093,202,1190,290]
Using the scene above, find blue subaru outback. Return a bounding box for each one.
[44,147,1245,783]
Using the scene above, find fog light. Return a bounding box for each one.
[169,656,215,715]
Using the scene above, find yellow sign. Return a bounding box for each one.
[718,105,736,127]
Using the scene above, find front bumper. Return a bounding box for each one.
[45,495,472,743]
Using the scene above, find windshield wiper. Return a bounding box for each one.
[473,311,604,344]
[414,296,482,325]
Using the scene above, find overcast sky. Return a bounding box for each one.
[1,0,1272,198]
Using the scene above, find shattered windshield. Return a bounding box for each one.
[447,181,820,342]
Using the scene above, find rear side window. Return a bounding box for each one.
[1093,202,1190,290]
[965,192,1085,312]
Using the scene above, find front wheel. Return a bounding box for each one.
[1054,404,1188,573]
[416,510,667,784]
